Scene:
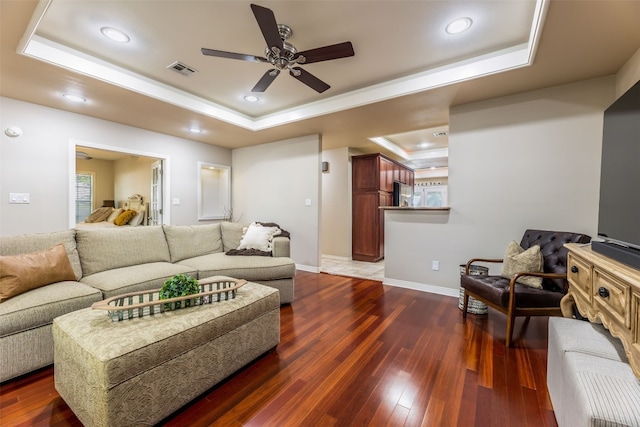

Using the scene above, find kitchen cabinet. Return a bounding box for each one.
[352,153,414,262]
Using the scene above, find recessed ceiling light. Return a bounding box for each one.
[189,127,203,134]
[244,95,259,102]
[62,93,86,103]
[100,27,130,43]
[446,18,472,35]
[418,142,431,149]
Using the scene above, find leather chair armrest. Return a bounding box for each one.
[465,258,503,274]
[507,272,568,304]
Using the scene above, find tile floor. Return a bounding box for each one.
[320,255,385,281]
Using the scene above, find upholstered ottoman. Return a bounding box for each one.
[53,281,280,427]
[547,317,640,427]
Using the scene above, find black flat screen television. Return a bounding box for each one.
[593,79,640,270]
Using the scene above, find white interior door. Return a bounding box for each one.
[150,160,163,225]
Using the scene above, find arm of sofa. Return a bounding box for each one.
[272,236,290,258]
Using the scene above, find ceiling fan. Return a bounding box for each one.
[201,3,355,94]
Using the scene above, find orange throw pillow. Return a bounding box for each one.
[0,244,77,303]
[114,209,136,226]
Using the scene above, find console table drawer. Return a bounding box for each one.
[568,253,592,303]
[593,268,631,329]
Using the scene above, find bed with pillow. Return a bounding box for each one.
[76,197,148,229]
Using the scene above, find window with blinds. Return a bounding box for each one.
[75,172,94,223]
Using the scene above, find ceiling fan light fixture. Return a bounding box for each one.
[446,17,472,35]
[76,151,92,160]
[244,95,259,102]
[100,27,130,43]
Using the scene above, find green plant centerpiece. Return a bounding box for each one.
[159,274,200,309]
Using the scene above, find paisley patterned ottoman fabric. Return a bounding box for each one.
[53,281,280,427]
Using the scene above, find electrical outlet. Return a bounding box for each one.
[432,260,440,271]
[9,193,30,204]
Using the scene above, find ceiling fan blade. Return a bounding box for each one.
[289,67,330,93]
[250,4,283,52]
[201,48,267,63]
[252,69,280,92]
[295,42,354,64]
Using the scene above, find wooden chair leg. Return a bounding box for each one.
[505,313,516,347]
[462,290,469,319]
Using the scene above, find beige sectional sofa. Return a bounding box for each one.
[0,222,295,383]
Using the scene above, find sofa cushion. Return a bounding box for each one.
[76,226,171,276]
[177,253,295,281]
[0,244,77,303]
[220,222,247,252]
[163,224,223,262]
[80,262,197,299]
[0,280,102,337]
[0,230,82,279]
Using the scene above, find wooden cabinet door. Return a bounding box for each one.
[379,157,394,192]
[353,156,379,192]
[352,192,381,261]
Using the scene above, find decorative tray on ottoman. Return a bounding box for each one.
[92,276,247,321]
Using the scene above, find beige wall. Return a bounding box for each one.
[320,147,351,258]
[0,97,231,236]
[113,156,156,206]
[615,47,640,97]
[232,135,322,270]
[76,158,115,211]
[384,76,615,292]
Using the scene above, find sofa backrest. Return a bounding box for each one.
[162,224,223,262]
[220,222,248,252]
[76,226,171,276]
[0,229,83,279]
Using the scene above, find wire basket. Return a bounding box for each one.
[458,264,489,315]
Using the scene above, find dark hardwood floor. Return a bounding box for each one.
[0,271,558,427]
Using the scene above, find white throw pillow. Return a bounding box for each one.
[106,208,123,223]
[237,222,281,252]
[128,209,145,227]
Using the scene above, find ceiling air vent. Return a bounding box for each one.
[433,131,448,137]
[166,61,197,76]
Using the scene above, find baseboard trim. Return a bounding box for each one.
[296,264,320,273]
[321,254,351,262]
[383,278,458,298]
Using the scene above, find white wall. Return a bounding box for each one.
[0,97,231,235]
[232,135,322,270]
[321,147,351,258]
[384,76,616,293]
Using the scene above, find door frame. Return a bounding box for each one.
[68,139,170,228]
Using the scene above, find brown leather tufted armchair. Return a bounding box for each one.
[461,229,591,347]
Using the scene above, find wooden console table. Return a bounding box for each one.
[561,243,640,378]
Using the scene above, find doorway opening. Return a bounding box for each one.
[68,140,170,228]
